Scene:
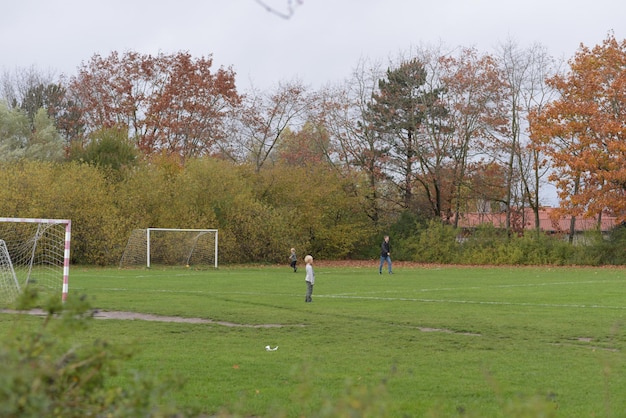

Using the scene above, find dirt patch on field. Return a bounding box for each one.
[418,326,481,336]
[91,310,298,328]
[0,308,300,328]
[1,309,484,339]
[0,309,480,335]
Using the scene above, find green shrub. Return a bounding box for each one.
[506,232,574,265]
[0,161,123,265]
[3,157,626,267]
[0,289,184,418]
[405,220,459,264]
[68,126,138,177]
[394,221,593,266]
[585,226,626,265]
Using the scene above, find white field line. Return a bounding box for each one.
[408,279,622,293]
[317,294,626,310]
[71,287,296,297]
[88,273,199,279]
[79,289,626,310]
[73,278,626,310]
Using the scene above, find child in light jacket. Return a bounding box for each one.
[304,254,314,302]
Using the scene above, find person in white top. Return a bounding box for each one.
[304,254,315,302]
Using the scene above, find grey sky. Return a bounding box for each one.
[1,0,624,89]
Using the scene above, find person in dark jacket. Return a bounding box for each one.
[379,235,392,274]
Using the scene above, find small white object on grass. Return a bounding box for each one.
[265,345,278,351]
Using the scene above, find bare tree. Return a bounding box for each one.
[495,39,560,231]
[0,66,57,108]
[317,58,391,223]
[427,46,509,225]
[228,80,312,171]
[517,43,562,228]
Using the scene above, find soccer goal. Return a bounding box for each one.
[0,218,71,305]
[119,228,218,269]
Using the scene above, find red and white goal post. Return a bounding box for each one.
[0,217,71,305]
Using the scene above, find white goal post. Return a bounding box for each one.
[0,217,71,304]
[119,228,218,269]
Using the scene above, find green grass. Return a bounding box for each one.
[7,263,626,417]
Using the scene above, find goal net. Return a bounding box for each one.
[119,228,218,268]
[0,218,71,305]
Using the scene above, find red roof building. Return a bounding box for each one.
[454,207,620,234]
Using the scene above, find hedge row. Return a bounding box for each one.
[4,159,624,266]
[0,159,374,265]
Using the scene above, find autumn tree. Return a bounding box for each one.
[435,47,509,225]
[68,51,240,159]
[276,121,332,167]
[465,160,509,213]
[530,33,626,223]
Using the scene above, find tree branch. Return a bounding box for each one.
[254,0,302,19]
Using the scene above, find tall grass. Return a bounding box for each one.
[10,264,626,416]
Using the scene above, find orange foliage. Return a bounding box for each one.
[529,33,626,220]
[69,51,241,158]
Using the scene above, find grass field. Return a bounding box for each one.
[11,263,626,416]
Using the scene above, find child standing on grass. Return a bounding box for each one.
[289,248,297,272]
[304,254,314,302]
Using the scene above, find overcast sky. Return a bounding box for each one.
[2,0,625,90]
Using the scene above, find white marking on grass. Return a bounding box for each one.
[73,282,626,311]
[318,294,626,310]
[72,287,207,294]
[412,279,623,293]
[89,273,199,280]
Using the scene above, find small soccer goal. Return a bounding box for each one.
[119,228,218,269]
[0,217,71,305]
